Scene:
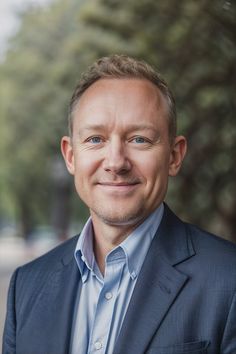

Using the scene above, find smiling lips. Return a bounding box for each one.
[97,181,140,193]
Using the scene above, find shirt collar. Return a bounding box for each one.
[117,203,164,279]
[74,204,164,282]
[74,218,95,282]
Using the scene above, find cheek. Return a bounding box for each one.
[135,153,169,181]
[74,152,100,181]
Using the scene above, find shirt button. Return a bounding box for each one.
[105,292,113,300]
[94,341,103,350]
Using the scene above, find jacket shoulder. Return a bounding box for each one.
[18,234,79,276]
[186,222,236,269]
[187,222,236,251]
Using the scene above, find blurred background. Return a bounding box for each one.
[0,0,235,343]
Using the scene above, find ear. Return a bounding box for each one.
[168,135,187,176]
[61,136,75,175]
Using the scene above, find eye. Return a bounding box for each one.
[88,136,102,144]
[131,136,148,144]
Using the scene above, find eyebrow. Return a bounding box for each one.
[78,123,159,135]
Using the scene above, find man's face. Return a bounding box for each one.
[62,78,186,227]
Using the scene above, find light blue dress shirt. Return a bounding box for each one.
[70,204,164,354]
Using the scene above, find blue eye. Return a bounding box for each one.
[89,136,102,144]
[133,137,146,143]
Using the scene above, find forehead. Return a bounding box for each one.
[72,78,168,131]
[78,78,164,107]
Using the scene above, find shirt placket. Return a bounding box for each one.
[88,251,125,354]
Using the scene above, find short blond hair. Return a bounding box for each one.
[68,55,176,140]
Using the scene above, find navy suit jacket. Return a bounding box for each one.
[3,205,236,354]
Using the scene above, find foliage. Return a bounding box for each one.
[0,0,89,236]
[0,0,235,240]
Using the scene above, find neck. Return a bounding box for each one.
[90,212,142,275]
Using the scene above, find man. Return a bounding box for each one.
[3,55,236,354]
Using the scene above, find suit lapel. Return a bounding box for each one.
[28,237,80,354]
[47,257,80,354]
[114,205,195,354]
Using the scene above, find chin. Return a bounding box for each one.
[91,206,145,227]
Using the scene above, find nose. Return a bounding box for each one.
[102,138,131,174]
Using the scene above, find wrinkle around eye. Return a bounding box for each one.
[80,143,103,151]
[81,135,106,148]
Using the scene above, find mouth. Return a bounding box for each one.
[97,181,140,193]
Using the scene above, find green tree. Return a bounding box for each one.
[0,0,89,237]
